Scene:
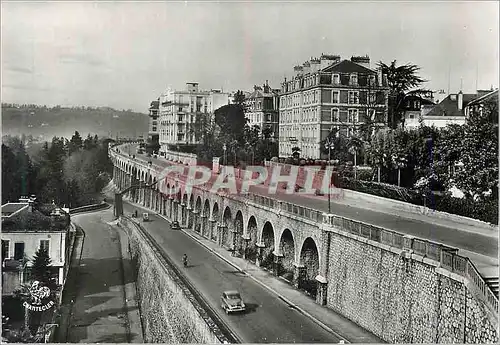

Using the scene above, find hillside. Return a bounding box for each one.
[1,104,149,141]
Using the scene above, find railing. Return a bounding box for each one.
[110,145,499,315]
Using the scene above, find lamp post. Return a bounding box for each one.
[324,137,335,214]
[223,143,227,166]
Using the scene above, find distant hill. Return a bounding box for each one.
[1,104,149,141]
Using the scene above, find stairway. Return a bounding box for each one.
[484,276,499,297]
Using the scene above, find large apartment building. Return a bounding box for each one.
[278,54,389,159]
[158,82,229,156]
[148,99,159,144]
[245,81,280,139]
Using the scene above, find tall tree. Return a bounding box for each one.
[377,60,426,129]
[31,247,57,290]
[455,106,498,200]
[68,131,83,155]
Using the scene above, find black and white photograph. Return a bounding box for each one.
[1,1,498,343]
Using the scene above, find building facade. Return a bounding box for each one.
[158,83,230,156]
[278,54,389,159]
[245,81,280,140]
[405,90,496,129]
[1,197,72,295]
[148,99,159,143]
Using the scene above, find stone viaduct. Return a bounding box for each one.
[110,144,498,343]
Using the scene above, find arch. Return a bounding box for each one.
[260,222,275,269]
[299,237,320,297]
[234,210,244,257]
[202,199,211,237]
[221,206,232,249]
[181,193,188,224]
[195,195,202,213]
[246,216,258,263]
[279,229,295,281]
[211,202,220,241]
[188,193,195,228]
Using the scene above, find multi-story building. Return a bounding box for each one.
[245,81,280,139]
[278,54,389,159]
[158,83,230,156]
[404,89,498,129]
[148,99,159,145]
[1,197,72,295]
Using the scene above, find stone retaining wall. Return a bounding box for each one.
[119,219,221,344]
[325,232,498,343]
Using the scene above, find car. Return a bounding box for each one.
[220,290,245,314]
[171,221,180,230]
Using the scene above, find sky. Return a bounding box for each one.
[1,1,498,113]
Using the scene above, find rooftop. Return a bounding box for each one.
[1,199,70,233]
[1,203,29,218]
[426,93,476,117]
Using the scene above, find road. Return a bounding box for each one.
[121,144,497,260]
[119,200,343,343]
[61,210,140,343]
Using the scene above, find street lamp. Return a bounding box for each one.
[223,143,227,166]
[324,136,335,214]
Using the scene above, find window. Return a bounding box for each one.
[332,91,339,104]
[369,75,376,86]
[152,127,157,132]
[40,240,49,252]
[350,74,358,86]
[348,91,359,104]
[331,109,339,122]
[348,109,359,123]
[14,242,24,260]
[332,74,340,85]
[1,240,10,261]
[321,90,332,103]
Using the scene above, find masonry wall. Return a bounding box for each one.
[325,232,498,343]
[120,219,221,344]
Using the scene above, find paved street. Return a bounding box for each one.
[118,199,380,343]
[124,145,497,261]
[58,210,142,343]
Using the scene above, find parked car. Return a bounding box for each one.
[171,221,180,230]
[220,290,245,314]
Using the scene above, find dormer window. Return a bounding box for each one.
[350,73,358,86]
[332,74,340,85]
[369,75,376,86]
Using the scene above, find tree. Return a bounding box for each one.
[455,106,498,200]
[68,131,83,155]
[233,90,247,109]
[377,60,426,129]
[214,104,248,146]
[31,247,57,290]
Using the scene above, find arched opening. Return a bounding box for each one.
[211,202,219,241]
[188,194,194,229]
[222,207,232,249]
[279,229,295,281]
[261,222,275,269]
[246,216,258,263]
[181,193,188,224]
[202,200,210,237]
[234,211,244,257]
[299,237,320,298]
[194,196,202,232]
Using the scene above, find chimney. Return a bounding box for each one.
[377,68,383,86]
[294,65,304,76]
[320,54,340,70]
[351,55,370,69]
[310,58,321,73]
[458,91,463,110]
[302,61,311,75]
